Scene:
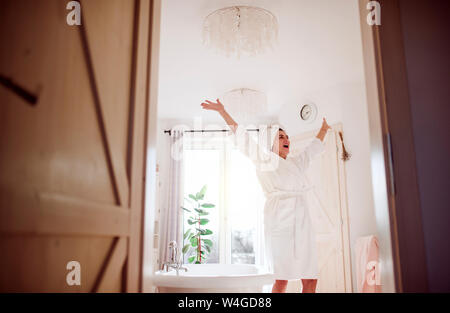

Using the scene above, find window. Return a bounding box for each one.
[227,149,265,264]
[182,134,265,265]
[183,148,221,264]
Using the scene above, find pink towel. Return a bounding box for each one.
[355,235,381,293]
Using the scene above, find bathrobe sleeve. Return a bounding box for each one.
[292,137,325,171]
[231,129,271,166]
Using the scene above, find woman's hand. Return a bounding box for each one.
[201,98,238,133]
[316,118,331,142]
[320,118,331,132]
[201,99,225,113]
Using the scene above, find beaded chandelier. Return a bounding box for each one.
[203,6,278,57]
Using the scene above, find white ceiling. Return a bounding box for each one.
[157,0,365,126]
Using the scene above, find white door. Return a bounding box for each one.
[286,125,352,292]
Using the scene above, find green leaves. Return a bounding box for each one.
[188,185,207,202]
[194,208,209,216]
[187,218,209,226]
[183,229,191,240]
[183,185,215,264]
[201,239,213,253]
[196,185,207,201]
[203,239,213,247]
[196,229,213,236]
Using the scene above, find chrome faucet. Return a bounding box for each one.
[162,241,188,275]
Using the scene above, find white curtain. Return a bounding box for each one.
[159,130,184,269]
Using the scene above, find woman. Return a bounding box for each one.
[201,99,331,293]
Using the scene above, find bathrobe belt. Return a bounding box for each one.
[266,187,314,259]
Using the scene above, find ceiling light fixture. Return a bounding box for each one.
[222,88,268,124]
[203,6,278,57]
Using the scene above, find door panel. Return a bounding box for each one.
[0,0,151,292]
[286,125,352,292]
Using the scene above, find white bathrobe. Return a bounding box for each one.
[234,129,325,280]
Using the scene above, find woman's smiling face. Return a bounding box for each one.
[272,130,290,159]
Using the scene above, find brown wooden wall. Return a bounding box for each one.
[0,0,152,292]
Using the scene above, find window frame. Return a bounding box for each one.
[183,134,265,265]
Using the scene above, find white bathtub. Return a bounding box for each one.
[153,264,275,293]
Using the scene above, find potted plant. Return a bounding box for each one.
[182,185,215,264]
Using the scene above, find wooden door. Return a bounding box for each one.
[358,0,430,292]
[0,0,152,292]
[286,124,352,292]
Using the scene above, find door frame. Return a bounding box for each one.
[358,0,428,292]
[141,0,162,293]
[141,0,430,293]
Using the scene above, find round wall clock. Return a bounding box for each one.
[300,103,317,122]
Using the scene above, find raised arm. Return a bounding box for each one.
[201,99,238,133]
[201,99,273,167]
[293,118,331,170]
